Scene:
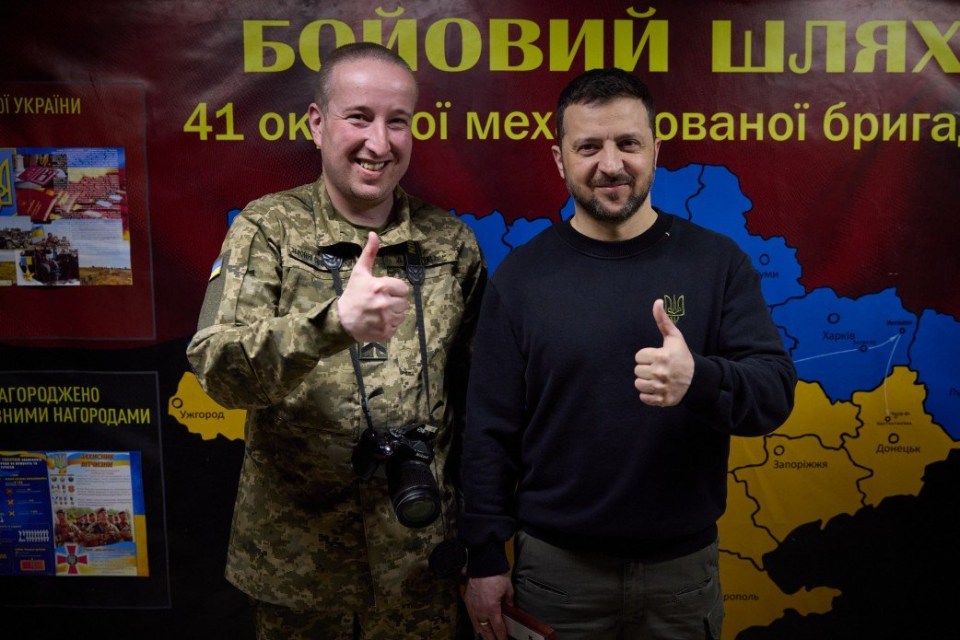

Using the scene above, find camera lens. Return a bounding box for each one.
[387,458,441,528]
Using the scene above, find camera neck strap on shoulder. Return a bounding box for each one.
[321,241,432,433]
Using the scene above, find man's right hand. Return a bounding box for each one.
[337,231,410,342]
[465,574,514,640]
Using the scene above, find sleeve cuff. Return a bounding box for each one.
[465,541,510,577]
[682,353,722,412]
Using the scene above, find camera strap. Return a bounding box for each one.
[324,240,463,575]
[321,241,432,432]
[403,240,432,409]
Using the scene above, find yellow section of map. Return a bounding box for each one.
[168,372,245,441]
[718,371,959,639]
[168,369,959,640]
[736,434,871,541]
[846,366,958,505]
[719,475,777,566]
[720,552,839,634]
[776,379,860,447]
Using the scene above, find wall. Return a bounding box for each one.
[1,1,958,638]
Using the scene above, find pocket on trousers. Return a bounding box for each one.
[705,597,724,640]
[673,561,723,640]
[674,571,716,603]
[516,575,572,603]
[671,546,723,638]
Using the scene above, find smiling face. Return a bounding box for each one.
[308,57,417,226]
[552,97,661,239]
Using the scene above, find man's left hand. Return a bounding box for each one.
[634,298,694,407]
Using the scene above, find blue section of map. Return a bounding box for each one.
[911,310,960,438]
[457,211,511,275]
[771,287,916,402]
[505,217,552,251]
[454,163,958,440]
[651,164,703,218]
[654,165,804,305]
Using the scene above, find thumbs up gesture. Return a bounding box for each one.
[634,299,694,407]
[337,232,410,342]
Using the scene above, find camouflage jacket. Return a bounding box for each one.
[186,179,486,612]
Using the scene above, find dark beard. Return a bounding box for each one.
[577,191,645,223]
[567,177,651,224]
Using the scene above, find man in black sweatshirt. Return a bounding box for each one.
[459,68,797,640]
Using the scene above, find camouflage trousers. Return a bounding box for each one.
[251,589,464,640]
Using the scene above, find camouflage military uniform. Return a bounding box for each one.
[187,179,485,638]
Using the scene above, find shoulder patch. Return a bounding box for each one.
[208,256,223,281]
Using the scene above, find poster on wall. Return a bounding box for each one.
[0,453,53,575]
[0,450,147,577]
[0,82,153,339]
[0,147,130,288]
[0,371,169,607]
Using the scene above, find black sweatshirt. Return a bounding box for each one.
[460,212,797,576]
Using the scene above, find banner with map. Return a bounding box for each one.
[0,1,957,639]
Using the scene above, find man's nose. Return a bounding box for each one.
[365,121,389,155]
[597,142,624,174]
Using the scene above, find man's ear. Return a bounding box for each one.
[551,145,565,180]
[308,103,323,148]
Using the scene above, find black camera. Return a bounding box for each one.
[351,424,441,529]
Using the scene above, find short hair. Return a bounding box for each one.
[314,42,416,110]
[555,68,656,144]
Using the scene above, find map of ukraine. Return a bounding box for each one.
[171,163,960,639]
[456,164,960,638]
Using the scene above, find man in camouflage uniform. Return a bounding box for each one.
[187,42,486,639]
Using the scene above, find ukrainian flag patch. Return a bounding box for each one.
[209,257,223,281]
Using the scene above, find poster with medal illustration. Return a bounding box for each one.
[0,371,169,607]
[0,450,147,577]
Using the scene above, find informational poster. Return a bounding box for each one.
[0,147,130,288]
[0,453,52,575]
[0,82,152,339]
[0,371,168,607]
[1,450,147,577]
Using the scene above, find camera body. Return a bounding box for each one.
[352,424,441,529]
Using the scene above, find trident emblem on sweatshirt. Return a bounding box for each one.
[663,294,685,324]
